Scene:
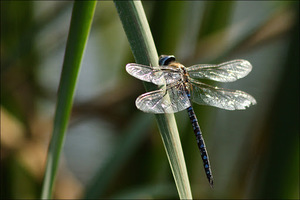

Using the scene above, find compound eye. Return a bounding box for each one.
[159,55,176,66]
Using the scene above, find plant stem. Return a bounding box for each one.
[114,1,192,199]
[40,1,97,199]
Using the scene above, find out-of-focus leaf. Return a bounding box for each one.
[84,113,153,198]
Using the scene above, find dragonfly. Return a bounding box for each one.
[126,55,256,187]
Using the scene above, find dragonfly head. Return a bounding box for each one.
[159,55,176,66]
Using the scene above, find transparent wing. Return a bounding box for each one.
[126,63,181,85]
[135,84,191,113]
[187,59,252,82]
[190,79,256,110]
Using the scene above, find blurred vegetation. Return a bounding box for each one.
[1,1,299,199]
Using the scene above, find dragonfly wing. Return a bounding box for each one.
[136,84,191,113]
[187,59,252,82]
[190,79,256,110]
[126,63,181,85]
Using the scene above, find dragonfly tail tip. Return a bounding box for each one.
[209,179,214,189]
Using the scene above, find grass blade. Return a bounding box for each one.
[84,113,153,198]
[40,1,97,199]
[114,1,192,199]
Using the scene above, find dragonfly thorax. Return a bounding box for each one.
[168,62,189,83]
[159,55,189,83]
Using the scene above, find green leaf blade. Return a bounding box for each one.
[40,1,97,199]
[114,1,192,199]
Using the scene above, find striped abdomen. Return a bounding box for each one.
[186,106,214,187]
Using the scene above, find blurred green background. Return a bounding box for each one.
[1,1,299,199]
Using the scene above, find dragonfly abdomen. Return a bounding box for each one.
[186,106,214,187]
